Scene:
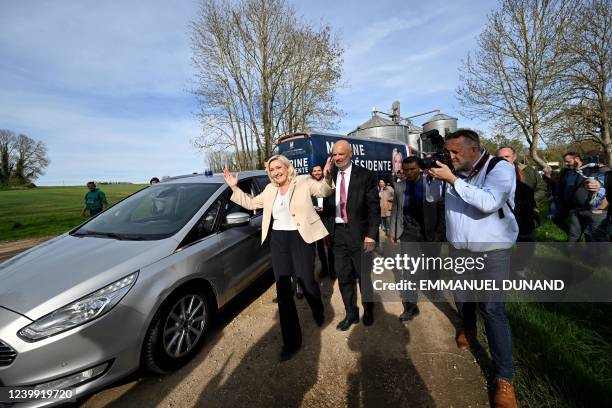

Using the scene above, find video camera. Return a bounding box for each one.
[420,129,453,170]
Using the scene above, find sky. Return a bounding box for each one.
[0,0,496,186]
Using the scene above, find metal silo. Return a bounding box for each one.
[348,104,458,157]
[422,113,458,137]
[349,101,422,153]
[349,114,407,142]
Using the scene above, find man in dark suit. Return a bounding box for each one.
[388,156,445,321]
[323,140,380,331]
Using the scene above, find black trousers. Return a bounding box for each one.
[332,224,374,317]
[315,239,334,276]
[396,223,425,304]
[89,208,102,216]
[270,229,323,349]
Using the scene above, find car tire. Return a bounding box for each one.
[142,286,211,373]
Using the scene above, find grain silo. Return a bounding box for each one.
[348,101,423,155]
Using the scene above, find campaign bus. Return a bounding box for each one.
[277,132,411,183]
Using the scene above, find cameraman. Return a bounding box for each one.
[387,157,445,321]
[425,129,518,408]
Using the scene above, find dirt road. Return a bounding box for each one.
[82,280,491,407]
[0,236,53,262]
[1,238,491,407]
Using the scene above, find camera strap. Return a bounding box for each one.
[484,157,516,220]
[465,151,491,180]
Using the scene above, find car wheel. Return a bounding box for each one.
[143,286,211,373]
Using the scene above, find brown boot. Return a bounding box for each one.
[494,378,517,408]
[455,328,476,350]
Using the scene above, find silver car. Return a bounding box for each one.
[0,172,271,406]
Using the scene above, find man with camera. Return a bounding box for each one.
[425,129,519,408]
[387,156,445,321]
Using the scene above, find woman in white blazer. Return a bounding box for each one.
[224,154,334,361]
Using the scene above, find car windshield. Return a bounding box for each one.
[72,183,221,240]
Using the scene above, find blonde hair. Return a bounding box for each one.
[265,154,297,186]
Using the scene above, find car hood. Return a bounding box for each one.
[0,234,179,320]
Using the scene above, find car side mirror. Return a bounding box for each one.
[223,212,250,228]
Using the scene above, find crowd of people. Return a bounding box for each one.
[545,151,610,242]
[80,131,608,408]
[224,131,611,408]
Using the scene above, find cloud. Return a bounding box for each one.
[0,0,198,98]
[344,16,431,61]
[0,0,498,186]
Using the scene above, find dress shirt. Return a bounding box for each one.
[335,164,353,223]
[403,177,424,227]
[426,154,518,251]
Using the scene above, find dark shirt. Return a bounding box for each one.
[403,178,423,227]
[84,188,108,212]
[560,169,580,205]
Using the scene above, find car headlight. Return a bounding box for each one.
[18,272,138,342]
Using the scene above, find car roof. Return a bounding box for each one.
[161,170,267,184]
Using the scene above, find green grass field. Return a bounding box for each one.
[0,184,146,241]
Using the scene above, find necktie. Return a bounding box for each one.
[340,171,348,223]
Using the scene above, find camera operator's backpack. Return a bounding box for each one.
[486,157,537,236]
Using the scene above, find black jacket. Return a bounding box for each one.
[322,164,380,245]
[388,175,445,241]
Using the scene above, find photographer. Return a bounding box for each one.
[388,157,444,321]
[425,129,518,408]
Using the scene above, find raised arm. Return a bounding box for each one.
[224,169,265,210]
[308,176,335,198]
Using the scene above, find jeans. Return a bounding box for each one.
[452,247,514,381]
[567,209,609,242]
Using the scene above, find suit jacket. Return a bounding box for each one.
[230,175,334,244]
[322,164,380,245]
[388,174,445,241]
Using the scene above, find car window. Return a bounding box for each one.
[180,196,224,247]
[254,176,270,193]
[72,183,221,240]
[225,179,261,217]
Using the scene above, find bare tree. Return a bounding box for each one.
[12,134,50,184]
[276,25,344,136]
[555,0,611,164]
[205,147,258,172]
[457,0,577,168]
[191,0,343,169]
[481,132,527,157]
[0,129,16,185]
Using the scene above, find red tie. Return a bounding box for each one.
[340,171,348,223]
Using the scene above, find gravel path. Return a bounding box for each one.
[82,274,490,407]
[0,236,53,262]
[1,237,491,407]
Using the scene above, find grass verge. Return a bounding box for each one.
[475,215,612,407]
[0,184,146,241]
